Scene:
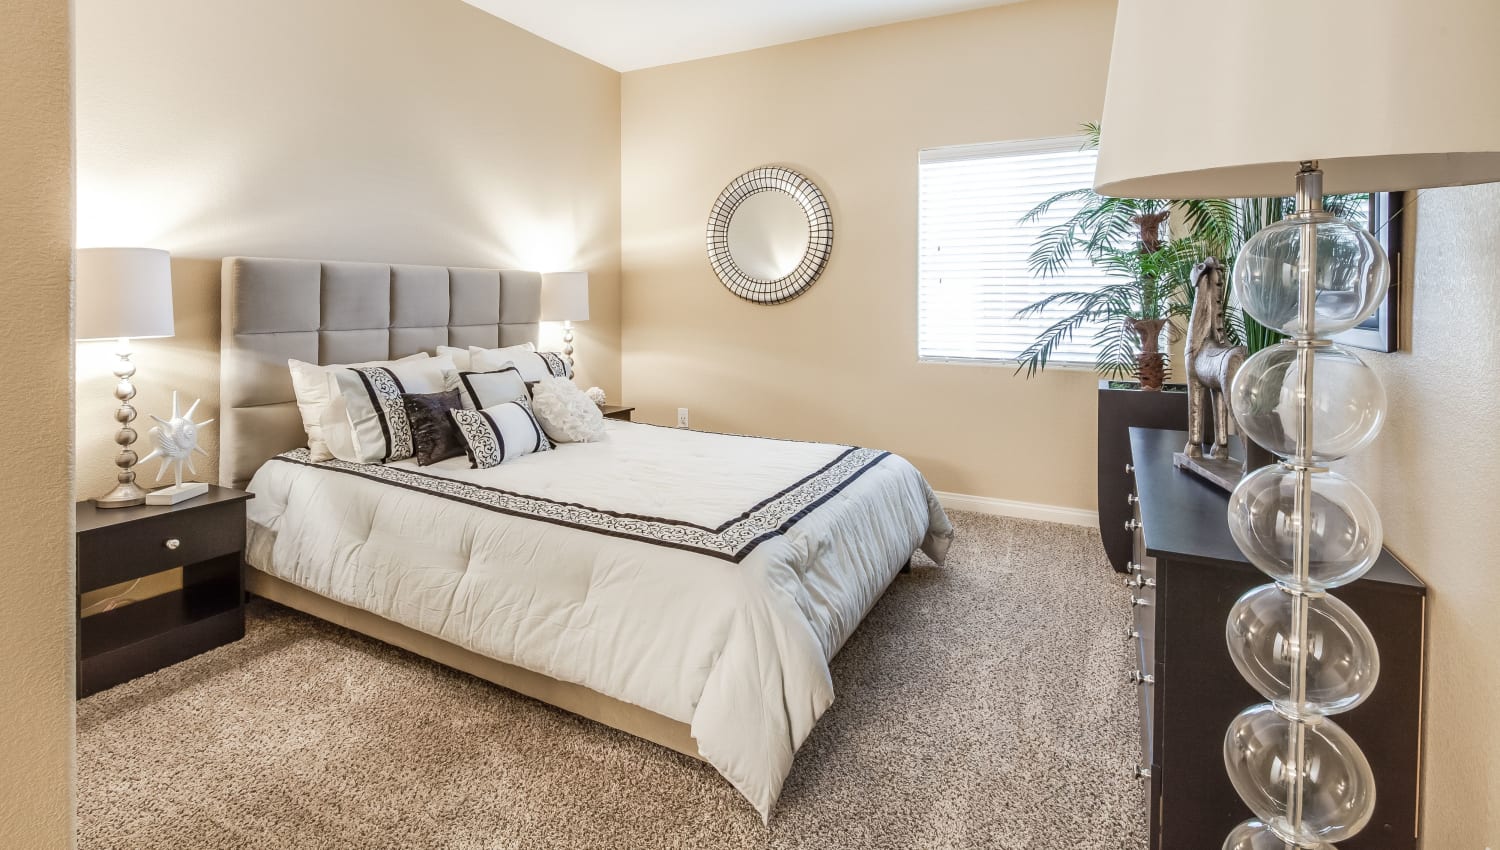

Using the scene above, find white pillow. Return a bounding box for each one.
[450,400,552,468]
[470,345,572,382]
[445,342,534,374]
[457,364,529,410]
[322,355,459,463]
[529,376,605,443]
[289,353,428,462]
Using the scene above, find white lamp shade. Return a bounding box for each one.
[540,272,590,322]
[76,247,175,340]
[1095,0,1500,198]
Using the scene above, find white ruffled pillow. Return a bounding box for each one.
[529,376,605,443]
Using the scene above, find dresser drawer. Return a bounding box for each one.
[1128,513,1157,655]
[1135,653,1155,769]
[77,500,246,593]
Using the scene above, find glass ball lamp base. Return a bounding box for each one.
[1222,163,1391,850]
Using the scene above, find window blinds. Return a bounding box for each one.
[918,137,1111,366]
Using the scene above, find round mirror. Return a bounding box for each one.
[707,166,833,304]
[727,191,810,281]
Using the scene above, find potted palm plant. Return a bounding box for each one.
[1013,210,1197,389]
[1010,125,1236,571]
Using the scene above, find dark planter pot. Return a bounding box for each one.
[1097,380,1202,573]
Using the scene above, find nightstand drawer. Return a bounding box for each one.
[77,500,245,592]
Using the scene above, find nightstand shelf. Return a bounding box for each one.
[76,485,253,697]
[599,404,634,422]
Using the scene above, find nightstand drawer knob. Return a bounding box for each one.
[1125,626,1140,642]
[1130,595,1151,607]
[1134,764,1151,780]
[1124,518,1142,532]
[1129,670,1155,685]
[164,538,181,550]
[1124,463,1134,475]
[1127,493,1139,506]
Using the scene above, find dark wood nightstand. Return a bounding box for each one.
[599,404,634,422]
[75,485,253,697]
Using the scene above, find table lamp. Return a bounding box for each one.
[541,271,590,371]
[1095,1,1500,847]
[76,247,175,508]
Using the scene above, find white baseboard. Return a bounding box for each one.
[935,490,1098,528]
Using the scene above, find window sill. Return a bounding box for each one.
[917,356,1099,371]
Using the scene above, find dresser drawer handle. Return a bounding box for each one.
[1125,561,1142,575]
[1134,764,1151,780]
[1124,626,1140,642]
[1130,595,1150,607]
[1124,463,1134,474]
[1126,493,1139,506]
[1129,670,1155,685]
[1124,518,1142,532]
[164,538,181,550]
[1124,576,1156,589]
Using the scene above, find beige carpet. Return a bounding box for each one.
[78,511,1148,849]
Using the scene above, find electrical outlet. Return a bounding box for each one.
[677,407,689,428]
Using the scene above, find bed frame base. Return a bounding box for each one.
[246,571,705,762]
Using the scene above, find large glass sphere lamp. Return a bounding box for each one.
[1093,1,1500,847]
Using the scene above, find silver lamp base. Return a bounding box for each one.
[94,480,148,509]
[95,340,146,509]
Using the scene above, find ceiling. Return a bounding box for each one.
[461,0,1026,72]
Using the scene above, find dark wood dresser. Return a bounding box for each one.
[1126,427,1425,850]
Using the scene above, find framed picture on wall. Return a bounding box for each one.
[1332,191,1404,352]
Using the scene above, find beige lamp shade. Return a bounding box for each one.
[76,247,175,341]
[1095,0,1500,198]
[540,272,590,322]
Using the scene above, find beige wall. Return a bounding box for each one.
[621,0,1117,511]
[1339,184,1500,846]
[0,0,75,846]
[74,0,622,500]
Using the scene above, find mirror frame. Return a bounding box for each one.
[706,166,833,304]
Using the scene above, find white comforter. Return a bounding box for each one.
[245,421,952,819]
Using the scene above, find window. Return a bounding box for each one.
[918,137,1112,366]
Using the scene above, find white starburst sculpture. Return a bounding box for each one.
[142,391,214,505]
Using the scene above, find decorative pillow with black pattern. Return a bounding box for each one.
[401,389,466,466]
[322,355,458,464]
[449,399,553,469]
[457,364,529,410]
[469,345,573,382]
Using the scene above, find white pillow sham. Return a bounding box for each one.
[322,355,459,464]
[457,365,529,410]
[438,342,534,372]
[529,375,606,443]
[450,400,552,468]
[469,345,572,382]
[289,352,428,462]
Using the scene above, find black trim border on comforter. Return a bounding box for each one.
[269,444,892,563]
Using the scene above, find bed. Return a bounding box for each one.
[220,256,952,819]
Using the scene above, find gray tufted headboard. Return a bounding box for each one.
[219,257,541,489]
